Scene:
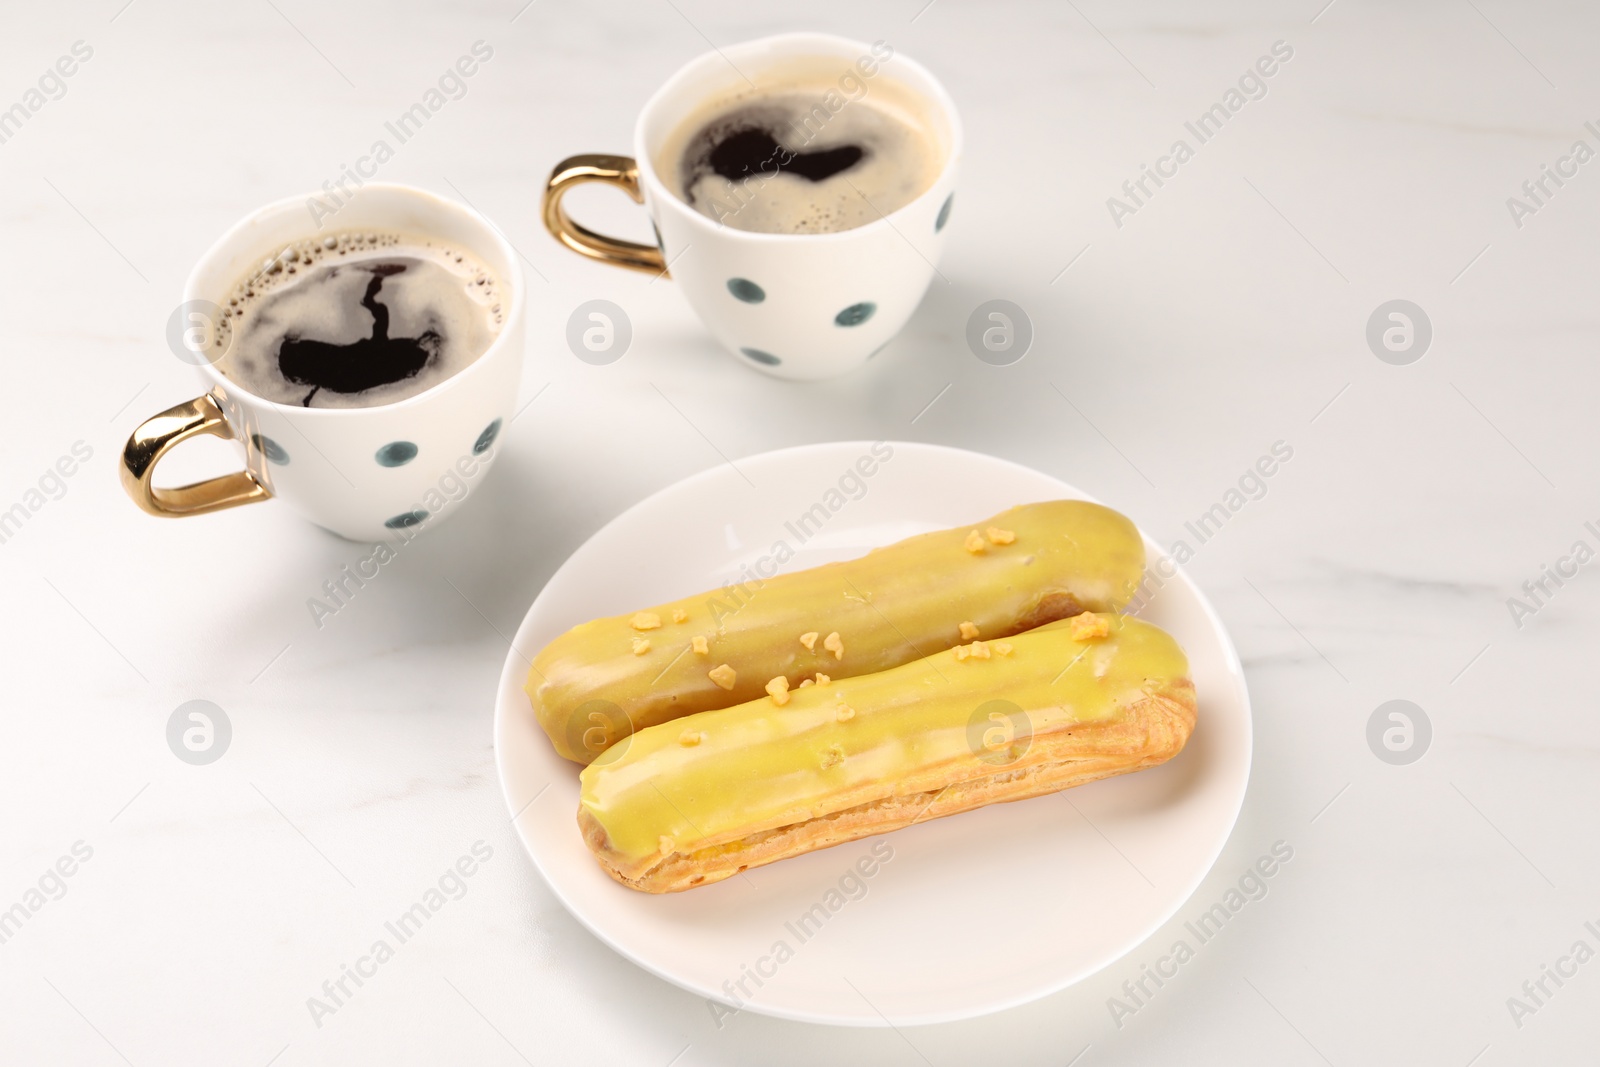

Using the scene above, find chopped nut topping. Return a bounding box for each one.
[994,641,1014,656]
[836,704,856,722]
[799,631,819,651]
[985,526,1016,545]
[814,672,831,686]
[952,644,970,661]
[823,632,844,660]
[630,612,662,631]
[672,608,688,624]
[968,640,991,659]
[959,621,980,640]
[820,744,845,769]
[964,530,987,554]
[691,635,709,655]
[708,663,737,690]
[678,730,702,746]
[798,679,814,688]
[631,638,651,655]
[766,675,791,705]
[1070,612,1111,640]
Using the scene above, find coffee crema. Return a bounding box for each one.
[213,230,502,409]
[658,67,943,235]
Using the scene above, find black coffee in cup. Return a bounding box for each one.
[658,59,942,235]
[213,231,503,408]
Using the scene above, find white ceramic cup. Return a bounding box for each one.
[542,32,961,381]
[119,183,525,542]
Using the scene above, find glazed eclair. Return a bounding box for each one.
[577,613,1196,893]
[528,500,1146,763]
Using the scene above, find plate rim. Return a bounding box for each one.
[493,439,1253,1026]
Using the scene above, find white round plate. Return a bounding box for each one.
[493,441,1251,1026]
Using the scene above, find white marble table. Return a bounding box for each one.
[3,1,1596,1063]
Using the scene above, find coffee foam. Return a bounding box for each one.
[213,230,502,409]
[656,59,944,235]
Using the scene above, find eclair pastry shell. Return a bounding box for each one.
[577,614,1196,893]
[529,500,1146,763]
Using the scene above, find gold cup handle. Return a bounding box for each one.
[542,154,668,276]
[120,394,271,517]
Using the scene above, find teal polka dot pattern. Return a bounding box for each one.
[251,434,289,465]
[936,193,954,232]
[385,510,428,529]
[473,418,502,455]
[834,302,876,327]
[740,347,781,366]
[727,278,766,303]
[375,441,418,467]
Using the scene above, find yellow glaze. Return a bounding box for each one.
[579,614,1188,867]
[529,500,1146,762]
